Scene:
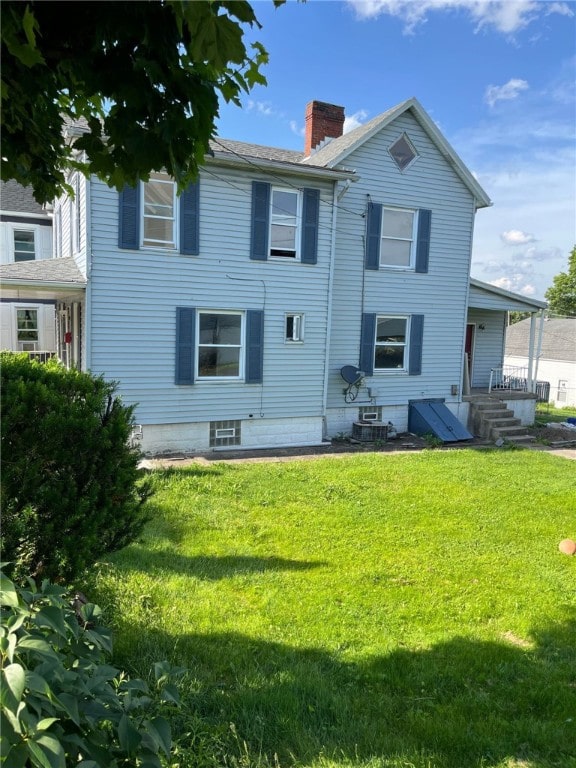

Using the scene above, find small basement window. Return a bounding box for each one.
[359,406,382,422]
[210,420,241,447]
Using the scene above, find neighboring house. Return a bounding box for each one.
[0,180,57,357]
[505,317,576,408]
[0,98,547,452]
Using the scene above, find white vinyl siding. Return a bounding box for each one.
[327,110,476,408]
[87,169,335,425]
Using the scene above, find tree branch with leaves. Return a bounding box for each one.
[1,0,284,203]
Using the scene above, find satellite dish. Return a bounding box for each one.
[340,366,365,386]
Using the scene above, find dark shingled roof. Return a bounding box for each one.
[1,180,47,215]
[505,317,576,362]
[210,138,304,165]
[0,257,86,285]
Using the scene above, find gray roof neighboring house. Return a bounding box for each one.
[505,317,576,362]
[0,180,48,216]
[0,257,86,287]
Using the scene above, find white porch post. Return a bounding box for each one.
[527,314,537,392]
[532,310,545,391]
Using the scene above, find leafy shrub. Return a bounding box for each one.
[0,569,182,767]
[0,353,152,584]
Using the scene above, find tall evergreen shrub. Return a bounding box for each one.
[1,352,151,583]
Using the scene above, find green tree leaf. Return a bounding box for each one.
[1,663,26,708]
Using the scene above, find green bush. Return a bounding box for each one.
[0,353,151,584]
[0,569,182,767]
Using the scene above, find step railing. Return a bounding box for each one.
[489,365,529,393]
[22,351,57,364]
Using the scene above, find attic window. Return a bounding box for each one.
[389,134,417,171]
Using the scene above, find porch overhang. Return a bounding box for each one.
[0,257,86,302]
[468,278,547,313]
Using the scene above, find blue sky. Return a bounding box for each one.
[215,0,576,301]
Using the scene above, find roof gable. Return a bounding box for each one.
[302,97,492,209]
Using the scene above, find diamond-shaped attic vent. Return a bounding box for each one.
[389,134,417,171]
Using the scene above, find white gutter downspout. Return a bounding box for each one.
[532,309,546,391]
[321,181,340,438]
[527,313,537,392]
[84,174,92,372]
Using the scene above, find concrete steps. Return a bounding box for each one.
[469,400,535,444]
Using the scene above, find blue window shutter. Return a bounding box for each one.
[359,313,376,376]
[180,181,200,255]
[365,202,382,270]
[415,209,431,273]
[301,188,320,264]
[118,184,140,249]
[245,309,264,383]
[175,307,196,385]
[408,314,424,375]
[250,182,270,260]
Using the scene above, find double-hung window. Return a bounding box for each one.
[142,173,177,249]
[176,307,263,385]
[360,313,424,377]
[14,230,36,262]
[375,316,408,370]
[380,208,416,268]
[365,204,431,273]
[16,308,39,350]
[270,188,299,258]
[198,311,243,379]
[250,182,319,264]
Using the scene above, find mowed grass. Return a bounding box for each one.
[87,449,576,768]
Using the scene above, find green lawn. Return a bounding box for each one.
[87,449,576,768]
[535,403,576,424]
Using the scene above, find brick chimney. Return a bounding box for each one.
[304,101,345,156]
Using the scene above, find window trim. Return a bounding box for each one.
[269,186,301,260]
[196,310,244,381]
[373,315,410,373]
[379,207,417,270]
[285,312,305,344]
[141,173,178,250]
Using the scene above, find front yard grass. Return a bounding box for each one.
[88,449,575,768]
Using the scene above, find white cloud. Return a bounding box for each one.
[346,0,573,35]
[485,78,529,108]
[343,109,369,133]
[489,274,536,297]
[246,100,275,117]
[289,120,304,138]
[500,229,536,246]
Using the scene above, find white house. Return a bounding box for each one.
[0,180,58,358]
[0,98,548,452]
[505,317,576,407]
